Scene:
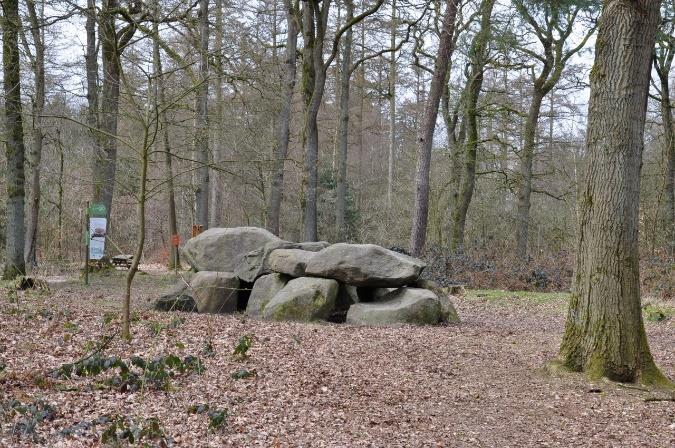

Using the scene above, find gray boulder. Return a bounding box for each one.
[267,249,316,277]
[346,288,441,326]
[415,279,460,323]
[235,240,329,283]
[246,273,289,317]
[190,271,240,313]
[262,277,338,322]
[305,243,426,287]
[182,227,281,272]
[155,281,196,312]
[297,241,330,252]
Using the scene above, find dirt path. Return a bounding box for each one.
[0,272,673,447]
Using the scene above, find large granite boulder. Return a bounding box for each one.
[155,281,196,312]
[267,249,316,277]
[297,241,331,251]
[246,273,289,317]
[415,279,460,323]
[190,271,240,313]
[235,241,329,283]
[346,288,441,326]
[305,243,426,287]
[262,277,338,322]
[182,227,281,272]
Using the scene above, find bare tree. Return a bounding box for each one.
[512,0,596,259]
[268,0,300,236]
[409,0,459,257]
[297,0,384,241]
[22,0,46,269]
[449,0,496,252]
[152,4,180,269]
[653,5,675,259]
[194,0,210,229]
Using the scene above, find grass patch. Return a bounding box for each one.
[642,304,673,322]
[465,289,570,304]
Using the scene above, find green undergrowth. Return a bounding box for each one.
[465,289,570,304]
[641,303,674,322]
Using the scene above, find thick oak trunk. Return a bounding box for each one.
[2,0,27,279]
[94,0,122,226]
[558,0,670,386]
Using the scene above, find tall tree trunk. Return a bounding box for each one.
[299,0,327,242]
[655,56,674,259]
[210,0,224,228]
[302,81,324,242]
[386,0,396,209]
[450,0,495,252]
[2,0,27,279]
[515,88,545,259]
[94,0,123,227]
[268,0,298,236]
[194,0,210,229]
[152,12,180,269]
[557,0,670,386]
[409,0,459,257]
[23,0,45,269]
[57,131,64,258]
[85,0,101,194]
[335,0,354,241]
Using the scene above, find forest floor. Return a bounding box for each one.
[0,267,673,447]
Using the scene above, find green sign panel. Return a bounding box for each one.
[89,203,107,217]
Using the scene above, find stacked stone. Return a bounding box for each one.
[155,227,459,326]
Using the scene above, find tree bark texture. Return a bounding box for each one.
[409,0,459,257]
[152,15,180,269]
[194,0,210,229]
[654,38,674,259]
[24,0,45,269]
[210,0,225,228]
[450,0,495,252]
[93,0,123,225]
[386,0,396,209]
[300,0,329,242]
[268,0,299,236]
[2,0,27,279]
[335,0,354,241]
[558,0,669,385]
[514,88,545,259]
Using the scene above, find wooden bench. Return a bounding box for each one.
[112,255,133,269]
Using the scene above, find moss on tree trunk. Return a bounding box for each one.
[557,0,672,388]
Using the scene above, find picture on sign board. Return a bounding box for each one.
[89,217,107,260]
